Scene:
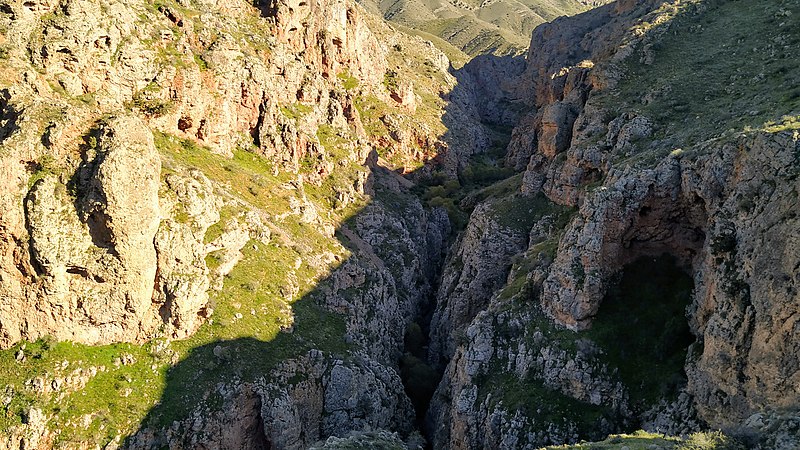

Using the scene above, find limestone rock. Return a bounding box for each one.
[2,116,163,346]
[428,200,529,367]
[154,170,221,339]
[429,1,800,447]
[127,352,415,450]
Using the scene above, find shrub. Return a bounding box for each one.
[404,322,425,357]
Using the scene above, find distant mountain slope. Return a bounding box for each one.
[358,0,611,55]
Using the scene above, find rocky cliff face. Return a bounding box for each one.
[19,116,163,345]
[428,0,800,448]
[0,0,457,346]
[0,0,462,447]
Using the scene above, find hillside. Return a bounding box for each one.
[428,0,799,447]
[358,0,611,56]
[0,0,469,446]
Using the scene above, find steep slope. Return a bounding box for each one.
[428,0,799,448]
[0,0,483,447]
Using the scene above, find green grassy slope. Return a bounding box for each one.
[542,430,742,450]
[591,0,800,165]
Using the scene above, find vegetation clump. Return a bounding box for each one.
[542,429,743,450]
[399,323,439,422]
[131,83,174,117]
[587,254,695,408]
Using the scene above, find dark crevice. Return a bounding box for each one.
[0,88,21,142]
[177,116,192,132]
[251,98,267,147]
[66,125,120,257]
[22,186,46,277]
[589,253,697,417]
[0,2,14,16]
[250,394,268,450]
[84,210,116,252]
[252,0,279,19]
[157,289,175,326]
[158,6,184,27]
[398,252,448,446]
[399,321,440,435]
[66,265,106,283]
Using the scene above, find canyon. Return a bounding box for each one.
[0,0,798,449]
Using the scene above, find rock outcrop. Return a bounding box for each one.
[0,0,458,347]
[428,200,530,367]
[127,351,416,450]
[6,116,165,345]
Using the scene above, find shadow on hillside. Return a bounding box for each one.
[121,45,534,447]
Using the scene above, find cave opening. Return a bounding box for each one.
[589,253,697,412]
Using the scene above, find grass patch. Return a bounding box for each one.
[130,82,174,117]
[203,205,242,244]
[0,338,172,445]
[154,132,293,217]
[543,429,742,449]
[476,371,615,443]
[354,94,390,136]
[337,70,359,90]
[763,114,800,133]
[149,240,351,426]
[488,192,574,233]
[26,154,57,188]
[383,70,399,92]
[193,54,208,71]
[280,103,314,121]
[386,22,469,69]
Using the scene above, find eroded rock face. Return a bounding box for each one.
[0,0,464,446]
[0,0,450,348]
[126,351,416,450]
[428,0,800,447]
[428,201,530,367]
[431,131,800,446]
[3,117,160,345]
[541,156,707,331]
[0,0,463,444]
[1,0,797,447]
[154,171,222,339]
[686,133,800,427]
[0,114,235,347]
[542,131,800,422]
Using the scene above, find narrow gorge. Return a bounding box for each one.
[0,0,797,449]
